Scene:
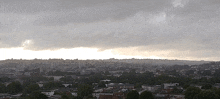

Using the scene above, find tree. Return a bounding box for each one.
[98,81,106,88]
[61,94,70,99]
[171,87,183,94]
[104,71,110,75]
[28,91,48,99]
[215,88,220,97]
[193,90,219,99]
[201,70,212,76]
[43,81,64,89]
[185,70,195,75]
[201,84,212,90]
[184,86,201,99]
[0,83,6,93]
[126,90,139,99]
[0,77,11,83]
[139,91,154,99]
[213,69,220,77]
[23,84,40,94]
[48,77,54,81]
[7,81,23,94]
[77,84,93,99]
[60,76,74,83]
[60,93,75,99]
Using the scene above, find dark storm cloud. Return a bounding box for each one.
[1,0,220,60]
[1,0,172,24]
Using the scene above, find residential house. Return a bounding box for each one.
[163,83,179,89]
[106,83,134,89]
[99,93,113,99]
[142,85,161,92]
[214,83,220,88]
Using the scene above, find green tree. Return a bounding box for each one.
[139,91,154,99]
[28,91,48,99]
[23,84,40,94]
[61,94,70,99]
[104,71,110,75]
[98,81,106,88]
[0,83,6,93]
[126,90,139,99]
[184,86,201,99]
[200,70,212,76]
[60,76,74,83]
[213,69,220,77]
[193,90,219,99]
[77,84,93,99]
[215,88,220,97]
[58,92,75,99]
[43,81,64,89]
[49,77,54,81]
[171,87,183,94]
[7,81,23,94]
[185,70,195,75]
[0,77,11,83]
[201,84,212,90]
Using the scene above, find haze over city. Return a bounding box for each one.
[1,0,220,61]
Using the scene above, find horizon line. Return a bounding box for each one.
[0,58,214,62]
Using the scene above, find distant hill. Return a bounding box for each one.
[104,59,213,66]
[0,58,212,66]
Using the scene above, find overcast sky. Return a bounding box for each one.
[0,0,220,61]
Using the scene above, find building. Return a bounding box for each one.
[142,85,161,92]
[163,83,179,89]
[106,83,134,89]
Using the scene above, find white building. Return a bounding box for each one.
[163,83,179,89]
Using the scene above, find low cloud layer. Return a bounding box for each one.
[1,0,220,60]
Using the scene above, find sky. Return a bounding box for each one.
[0,0,220,61]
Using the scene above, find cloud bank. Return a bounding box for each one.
[1,0,220,60]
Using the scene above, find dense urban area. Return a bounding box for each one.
[0,59,220,99]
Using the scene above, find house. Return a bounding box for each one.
[24,72,31,76]
[94,89,104,93]
[99,92,127,99]
[160,89,174,94]
[71,92,77,96]
[113,74,122,77]
[99,93,113,99]
[142,85,161,92]
[42,91,54,97]
[38,83,43,88]
[80,70,91,75]
[163,83,179,89]
[120,84,134,89]
[112,92,127,99]
[214,83,220,88]
[45,76,64,81]
[54,88,72,93]
[106,83,119,89]
[37,81,47,88]
[62,84,72,87]
[99,95,112,99]
[106,83,134,89]
[0,94,11,99]
[170,95,185,99]
[49,95,61,99]
[100,79,111,82]
[154,94,167,99]
[11,94,22,98]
